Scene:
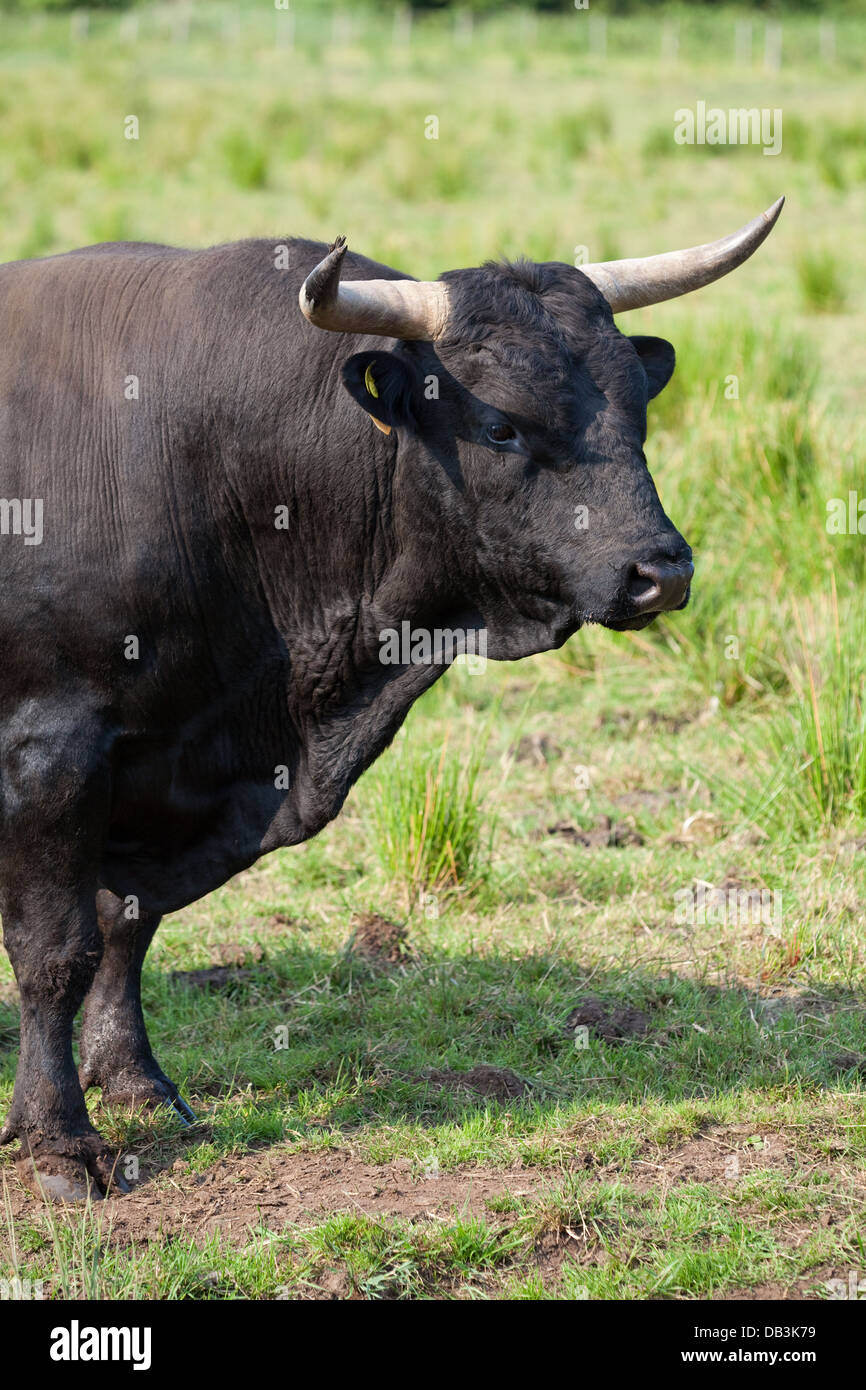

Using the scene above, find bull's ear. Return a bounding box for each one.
[629,336,676,400]
[342,351,416,435]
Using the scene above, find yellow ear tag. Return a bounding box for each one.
[364,363,391,434]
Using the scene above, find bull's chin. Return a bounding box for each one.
[602,612,661,632]
[483,602,583,660]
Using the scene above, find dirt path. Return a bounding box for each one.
[4,1124,862,1300]
[5,1147,546,1243]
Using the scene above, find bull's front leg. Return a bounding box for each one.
[0,712,129,1200]
[77,888,194,1122]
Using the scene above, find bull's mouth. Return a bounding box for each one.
[600,582,692,632]
[603,612,660,632]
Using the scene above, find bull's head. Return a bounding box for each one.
[299,201,783,659]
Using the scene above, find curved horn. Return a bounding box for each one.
[579,197,785,313]
[299,236,449,340]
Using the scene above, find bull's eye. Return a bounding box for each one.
[486,423,516,445]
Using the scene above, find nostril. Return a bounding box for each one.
[627,558,693,613]
[627,562,663,606]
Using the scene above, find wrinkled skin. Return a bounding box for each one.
[0,238,691,1199]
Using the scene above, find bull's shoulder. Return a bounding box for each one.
[1,235,415,287]
[65,241,187,257]
[0,241,187,273]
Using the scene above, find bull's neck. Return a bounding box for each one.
[226,355,462,723]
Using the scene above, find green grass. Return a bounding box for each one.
[0,1,865,1301]
[714,584,866,837]
[364,726,494,905]
[220,128,269,191]
[797,248,848,314]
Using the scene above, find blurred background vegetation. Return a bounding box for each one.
[1,0,865,13]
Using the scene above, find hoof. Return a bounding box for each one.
[38,1172,100,1203]
[15,1143,130,1203]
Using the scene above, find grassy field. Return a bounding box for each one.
[1,2,865,1301]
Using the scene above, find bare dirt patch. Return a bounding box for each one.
[627,1123,862,1192]
[563,996,651,1042]
[422,1064,530,1100]
[346,913,411,964]
[715,1267,846,1301]
[513,733,562,767]
[171,943,265,992]
[3,1121,863,1300]
[545,816,644,849]
[2,1148,541,1246]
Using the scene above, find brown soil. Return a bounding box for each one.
[2,1146,541,1246]
[513,733,562,766]
[346,912,411,963]
[546,816,644,849]
[564,996,651,1041]
[171,942,265,991]
[422,1064,530,1100]
[628,1125,805,1188]
[715,1268,848,1301]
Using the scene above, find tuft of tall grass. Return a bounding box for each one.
[650,586,789,707]
[642,124,675,161]
[365,732,494,906]
[782,587,866,829]
[717,581,866,837]
[817,144,848,192]
[550,112,590,160]
[759,403,821,500]
[781,114,812,164]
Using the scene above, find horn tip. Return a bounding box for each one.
[764,195,785,224]
[300,237,349,320]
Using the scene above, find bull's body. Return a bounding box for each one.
[0,208,780,1198]
[0,240,438,916]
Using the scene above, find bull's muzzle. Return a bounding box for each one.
[627,556,694,615]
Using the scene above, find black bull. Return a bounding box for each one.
[0,207,781,1199]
